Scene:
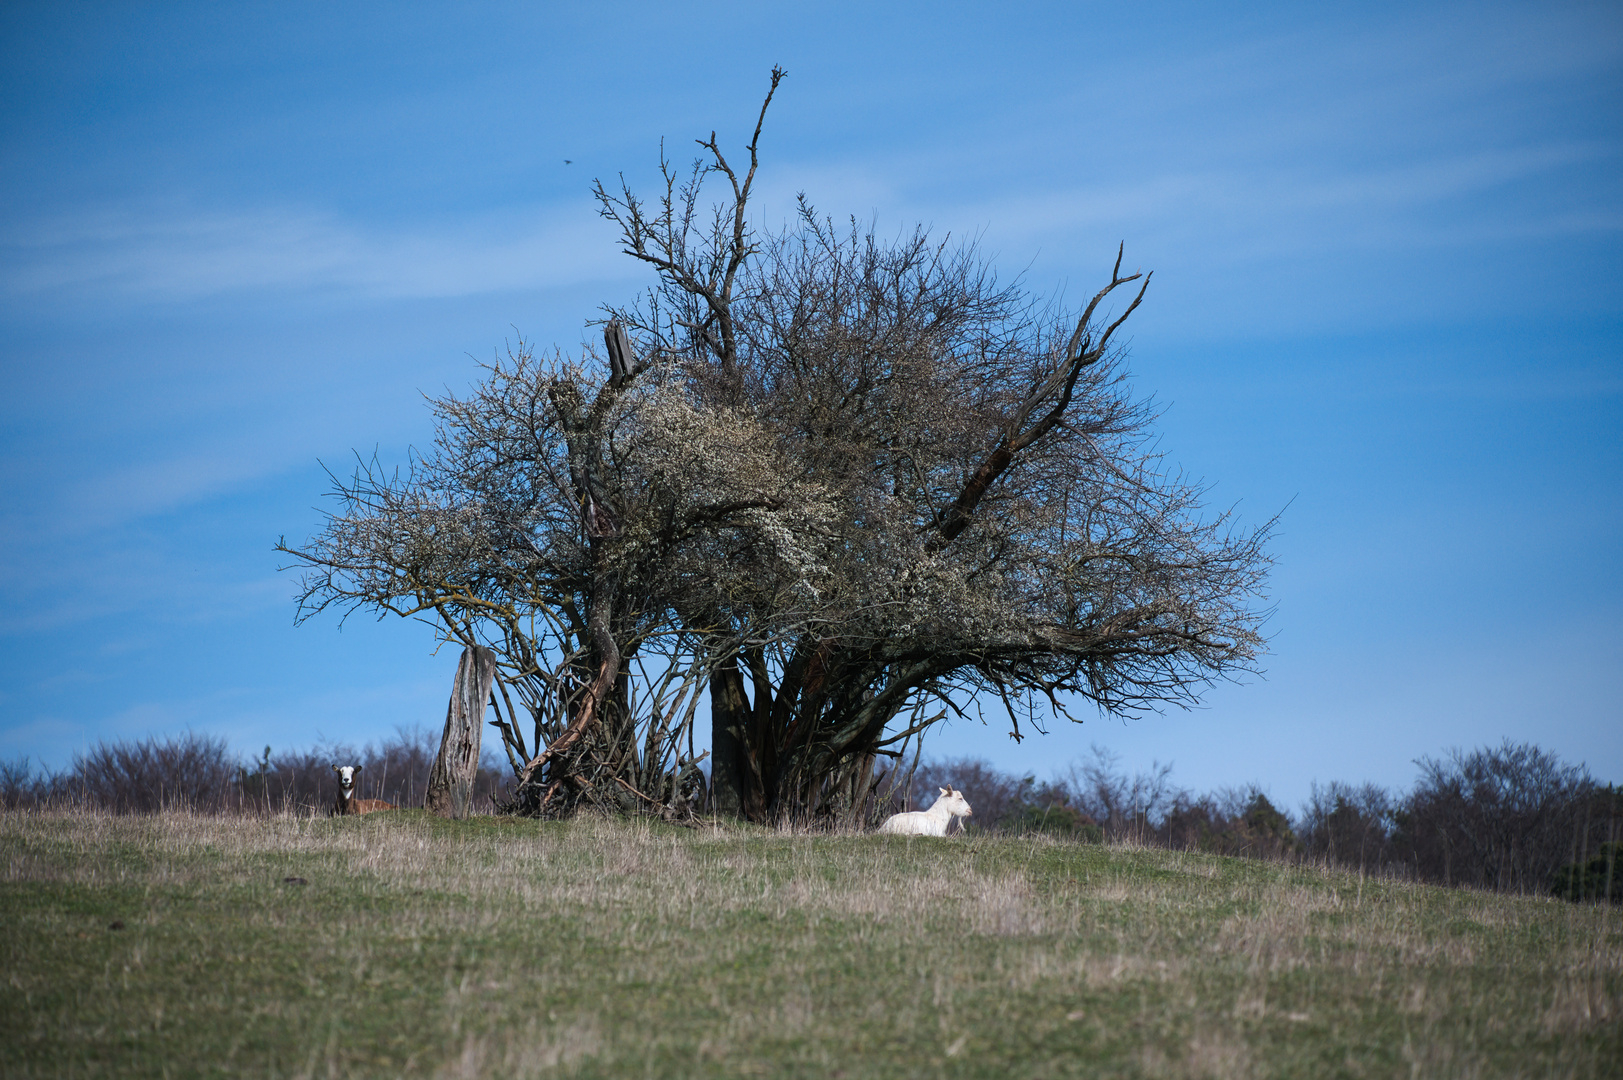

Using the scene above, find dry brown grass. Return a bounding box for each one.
[2,808,1619,1078]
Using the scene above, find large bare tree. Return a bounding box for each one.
[281,70,1273,821]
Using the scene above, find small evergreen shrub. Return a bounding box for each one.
[1010,803,1104,843]
[1551,841,1621,903]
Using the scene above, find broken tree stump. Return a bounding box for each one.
[425,645,496,818]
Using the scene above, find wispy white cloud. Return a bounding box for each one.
[946,141,1622,264]
[758,3,1623,288]
[0,527,290,636]
[0,199,638,304]
[69,449,284,529]
[0,433,320,636]
[0,665,455,771]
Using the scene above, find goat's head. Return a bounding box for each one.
[938,786,973,818]
[331,764,361,795]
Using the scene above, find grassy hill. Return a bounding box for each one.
[2,810,1617,1078]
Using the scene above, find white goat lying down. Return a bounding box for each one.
[330,764,398,817]
[879,787,973,836]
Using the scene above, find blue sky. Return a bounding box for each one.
[2,1,1618,809]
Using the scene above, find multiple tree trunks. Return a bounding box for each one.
[707,645,925,825]
[708,663,751,819]
[280,72,1272,826]
[425,645,496,818]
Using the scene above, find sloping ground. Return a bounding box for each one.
[2,810,1617,1079]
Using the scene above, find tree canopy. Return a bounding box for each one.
[280,71,1274,822]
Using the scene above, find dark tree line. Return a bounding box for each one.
[5,733,1610,901]
[0,730,511,816]
[1296,742,1620,897]
[277,71,1274,823]
[896,740,1618,901]
[901,748,1295,859]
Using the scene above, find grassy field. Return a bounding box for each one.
[1,810,1618,1079]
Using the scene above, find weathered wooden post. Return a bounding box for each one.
[425,645,497,818]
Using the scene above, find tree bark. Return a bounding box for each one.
[709,661,750,818]
[426,644,496,818]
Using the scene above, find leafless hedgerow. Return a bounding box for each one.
[238,728,513,816]
[1399,740,1609,894]
[54,733,241,813]
[1296,743,1618,897]
[1291,744,1622,898]
[279,70,1274,822]
[1,756,54,810]
[902,757,1048,830]
[898,750,1294,853]
[1,729,510,817]
[904,743,1615,900]
[1298,780,1400,874]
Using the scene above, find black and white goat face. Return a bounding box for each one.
[332,764,360,793]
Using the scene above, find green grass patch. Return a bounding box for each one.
[2,809,1618,1078]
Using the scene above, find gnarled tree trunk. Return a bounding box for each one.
[426,645,496,818]
[709,660,751,818]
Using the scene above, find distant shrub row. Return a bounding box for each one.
[895,741,1619,903]
[5,732,1614,902]
[0,728,512,817]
